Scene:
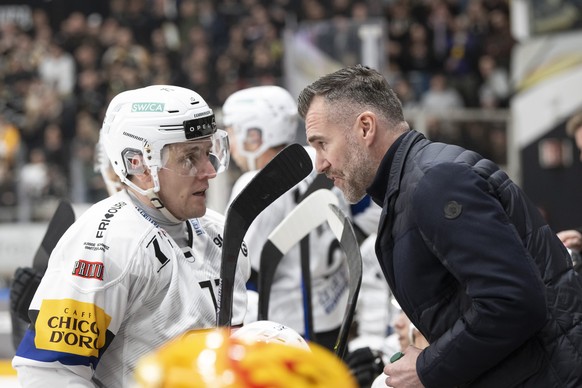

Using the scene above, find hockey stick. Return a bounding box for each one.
[217,143,312,327]
[10,199,75,349]
[31,200,76,271]
[326,203,363,360]
[297,174,334,341]
[257,189,339,322]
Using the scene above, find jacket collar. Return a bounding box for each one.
[367,130,425,207]
[366,130,425,290]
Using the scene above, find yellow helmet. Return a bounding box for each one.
[230,320,310,351]
[134,328,357,388]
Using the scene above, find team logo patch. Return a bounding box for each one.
[72,260,104,280]
[96,201,127,238]
[191,219,204,236]
[35,299,111,357]
[131,102,164,112]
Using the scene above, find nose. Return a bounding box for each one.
[198,158,218,179]
[314,154,330,174]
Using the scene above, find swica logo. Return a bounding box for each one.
[131,102,165,112]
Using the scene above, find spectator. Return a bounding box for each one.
[393,77,420,109]
[17,148,49,221]
[421,72,465,111]
[69,111,103,204]
[0,0,514,223]
[477,54,511,108]
[37,38,76,98]
[401,23,438,97]
[0,114,21,166]
[384,0,413,71]
[444,14,481,106]
[21,79,64,152]
[42,122,69,184]
[482,8,515,70]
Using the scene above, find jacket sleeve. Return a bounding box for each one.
[411,162,547,387]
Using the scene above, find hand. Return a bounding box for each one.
[345,346,385,387]
[383,346,423,388]
[557,230,582,251]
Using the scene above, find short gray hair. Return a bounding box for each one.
[297,64,405,128]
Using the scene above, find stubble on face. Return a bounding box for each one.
[339,132,375,203]
[306,96,374,204]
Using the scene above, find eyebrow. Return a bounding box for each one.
[306,134,325,144]
[173,142,209,156]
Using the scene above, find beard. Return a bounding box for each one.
[337,138,375,204]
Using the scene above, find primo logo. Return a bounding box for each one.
[132,102,165,112]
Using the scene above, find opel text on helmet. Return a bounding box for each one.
[100,85,229,199]
[222,85,297,171]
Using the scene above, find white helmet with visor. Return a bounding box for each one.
[101,85,229,194]
[222,85,297,171]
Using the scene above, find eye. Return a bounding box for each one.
[181,149,202,167]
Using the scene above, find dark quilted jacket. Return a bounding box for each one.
[368,130,582,387]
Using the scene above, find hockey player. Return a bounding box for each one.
[12,85,250,387]
[222,85,350,351]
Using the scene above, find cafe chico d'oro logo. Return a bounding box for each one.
[35,299,111,357]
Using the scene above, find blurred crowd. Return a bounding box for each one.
[0,0,513,222]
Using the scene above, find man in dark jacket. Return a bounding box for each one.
[557,111,582,273]
[298,64,582,387]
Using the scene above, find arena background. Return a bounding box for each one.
[1,0,582,383]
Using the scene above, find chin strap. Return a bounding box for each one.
[145,189,182,223]
[122,169,183,223]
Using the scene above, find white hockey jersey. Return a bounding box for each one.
[229,155,350,336]
[12,190,249,387]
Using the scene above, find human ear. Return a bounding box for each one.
[358,111,376,146]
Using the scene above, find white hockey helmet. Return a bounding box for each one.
[95,138,122,196]
[222,85,297,170]
[231,320,310,351]
[100,85,229,198]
